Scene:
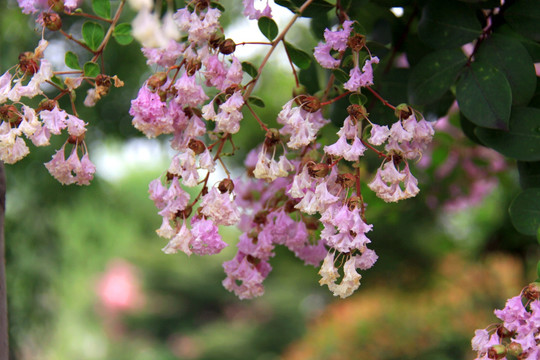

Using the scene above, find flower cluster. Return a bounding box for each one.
[130,1,435,300]
[472,283,540,360]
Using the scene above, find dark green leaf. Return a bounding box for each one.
[248,96,265,108]
[422,91,455,122]
[498,25,540,63]
[332,68,349,84]
[113,23,133,45]
[456,62,511,129]
[475,34,536,105]
[241,61,258,78]
[376,68,409,104]
[509,188,540,235]
[459,113,484,145]
[274,0,333,17]
[504,0,540,42]
[82,21,104,51]
[418,0,482,49]
[518,161,540,189]
[92,0,110,19]
[65,51,81,70]
[475,107,540,161]
[83,62,100,78]
[274,0,297,13]
[349,93,367,105]
[537,260,540,277]
[408,49,467,105]
[298,61,320,94]
[210,1,225,11]
[258,17,278,41]
[284,41,311,70]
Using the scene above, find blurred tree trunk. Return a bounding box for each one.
[0,162,7,359]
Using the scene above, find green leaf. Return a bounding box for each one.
[248,96,265,108]
[349,93,367,106]
[92,0,110,19]
[50,76,64,89]
[332,68,349,84]
[258,17,278,41]
[418,0,482,49]
[517,161,540,189]
[408,49,467,105]
[422,91,455,122]
[509,188,540,236]
[498,25,540,62]
[475,107,540,161]
[82,21,105,51]
[274,0,333,18]
[504,0,540,42]
[475,34,536,106]
[241,62,258,78]
[298,61,320,95]
[83,61,100,78]
[459,113,484,145]
[456,62,511,130]
[284,41,311,70]
[113,23,133,46]
[65,51,81,70]
[210,1,225,11]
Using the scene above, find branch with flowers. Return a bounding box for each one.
[1,0,539,358]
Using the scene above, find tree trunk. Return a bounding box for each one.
[0,162,8,359]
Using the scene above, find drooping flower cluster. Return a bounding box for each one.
[128,1,434,300]
[472,284,540,360]
[0,39,95,185]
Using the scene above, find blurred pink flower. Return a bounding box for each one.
[96,260,143,312]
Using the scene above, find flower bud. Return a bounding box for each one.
[48,0,64,13]
[188,138,206,155]
[307,162,329,178]
[347,34,365,52]
[337,173,356,188]
[496,325,514,339]
[185,59,202,76]
[18,52,39,75]
[394,103,413,120]
[264,128,280,148]
[284,199,299,213]
[524,282,540,300]
[37,99,58,112]
[347,196,362,211]
[225,84,241,95]
[218,178,234,193]
[0,105,20,123]
[347,104,368,121]
[507,342,523,357]
[253,210,268,225]
[67,134,85,144]
[487,344,506,359]
[42,12,62,31]
[297,95,321,113]
[176,205,192,219]
[208,33,225,49]
[219,39,236,55]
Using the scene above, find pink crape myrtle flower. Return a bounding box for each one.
[96,260,144,312]
[242,0,272,20]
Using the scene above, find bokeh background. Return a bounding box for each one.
[1,0,539,359]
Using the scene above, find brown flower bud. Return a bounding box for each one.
[147,72,168,90]
[185,59,202,76]
[67,134,85,144]
[0,105,20,123]
[337,173,356,188]
[48,0,64,13]
[219,38,236,55]
[37,99,58,112]
[307,162,329,178]
[284,199,299,213]
[195,0,210,11]
[176,205,192,219]
[225,84,241,95]
[297,95,321,113]
[347,34,365,52]
[347,104,368,121]
[218,178,235,193]
[18,52,39,75]
[304,217,320,230]
[487,344,506,359]
[394,103,413,120]
[496,325,514,339]
[184,107,202,118]
[188,138,206,155]
[166,172,175,181]
[264,128,280,148]
[524,282,540,300]
[253,210,268,225]
[347,196,362,211]
[208,33,225,49]
[42,12,62,31]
